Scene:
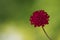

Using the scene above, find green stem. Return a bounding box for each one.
[42,27,52,40]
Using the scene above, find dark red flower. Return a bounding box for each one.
[30,10,50,27]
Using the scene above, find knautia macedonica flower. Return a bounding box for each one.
[29,10,52,40]
[30,10,50,27]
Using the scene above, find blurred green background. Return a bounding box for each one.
[0,0,60,40]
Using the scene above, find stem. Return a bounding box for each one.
[42,27,52,40]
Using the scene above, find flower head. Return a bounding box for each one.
[30,10,50,27]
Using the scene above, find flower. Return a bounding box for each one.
[30,10,50,27]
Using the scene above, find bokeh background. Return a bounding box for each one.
[0,0,60,40]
